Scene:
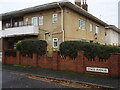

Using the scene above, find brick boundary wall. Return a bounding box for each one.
[3,51,120,77]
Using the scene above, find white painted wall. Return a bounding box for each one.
[0,26,39,38]
[106,29,119,46]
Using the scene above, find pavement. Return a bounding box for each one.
[2,64,120,89]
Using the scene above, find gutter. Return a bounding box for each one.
[57,2,65,42]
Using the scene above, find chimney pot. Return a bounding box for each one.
[82,0,88,11]
[75,0,81,7]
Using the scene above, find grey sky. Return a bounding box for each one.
[0,0,120,30]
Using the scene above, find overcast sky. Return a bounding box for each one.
[0,0,120,30]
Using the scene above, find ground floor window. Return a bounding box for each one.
[53,38,58,48]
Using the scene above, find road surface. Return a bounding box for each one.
[2,67,71,88]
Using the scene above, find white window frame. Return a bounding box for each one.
[96,26,100,34]
[19,21,23,26]
[32,17,38,26]
[25,18,28,25]
[53,38,58,48]
[52,14,58,23]
[39,16,43,25]
[14,22,18,27]
[90,23,93,32]
[6,23,9,28]
[79,19,86,30]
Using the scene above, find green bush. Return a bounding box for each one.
[82,43,100,60]
[16,39,47,57]
[59,41,120,60]
[60,41,84,59]
[5,49,16,57]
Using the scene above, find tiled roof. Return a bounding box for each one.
[1,1,108,26]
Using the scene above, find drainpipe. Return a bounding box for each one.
[57,3,65,42]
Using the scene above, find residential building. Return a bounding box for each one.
[105,25,120,46]
[0,1,108,52]
[118,1,120,28]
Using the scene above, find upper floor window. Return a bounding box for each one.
[39,16,43,25]
[79,19,86,30]
[32,17,38,26]
[96,26,100,34]
[53,14,57,23]
[5,23,9,28]
[19,21,23,26]
[53,38,58,48]
[25,18,29,25]
[14,22,18,27]
[90,23,93,32]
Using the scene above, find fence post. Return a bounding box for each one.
[32,53,37,67]
[52,51,58,70]
[109,54,120,77]
[16,51,20,64]
[76,52,85,73]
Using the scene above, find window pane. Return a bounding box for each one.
[53,14,57,23]
[19,21,23,26]
[96,26,100,34]
[39,16,43,25]
[32,17,38,26]
[14,22,17,27]
[79,19,86,30]
[90,24,93,32]
[25,18,28,25]
[53,38,58,48]
[6,23,9,28]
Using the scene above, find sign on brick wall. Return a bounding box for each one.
[86,67,109,73]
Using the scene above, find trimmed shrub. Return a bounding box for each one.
[98,45,120,60]
[16,39,47,57]
[59,41,120,59]
[5,49,16,57]
[60,41,84,59]
[82,43,100,60]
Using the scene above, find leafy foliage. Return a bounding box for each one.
[5,49,16,57]
[60,41,120,59]
[16,39,47,57]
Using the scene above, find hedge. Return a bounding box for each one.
[16,39,47,57]
[5,49,16,57]
[59,41,120,59]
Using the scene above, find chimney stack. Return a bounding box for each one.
[75,0,81,7]
[82,0,88,11]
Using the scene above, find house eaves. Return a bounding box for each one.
[1,1,108,26]
[105,25,120,34]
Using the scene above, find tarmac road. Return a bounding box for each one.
[2,69,71,88]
